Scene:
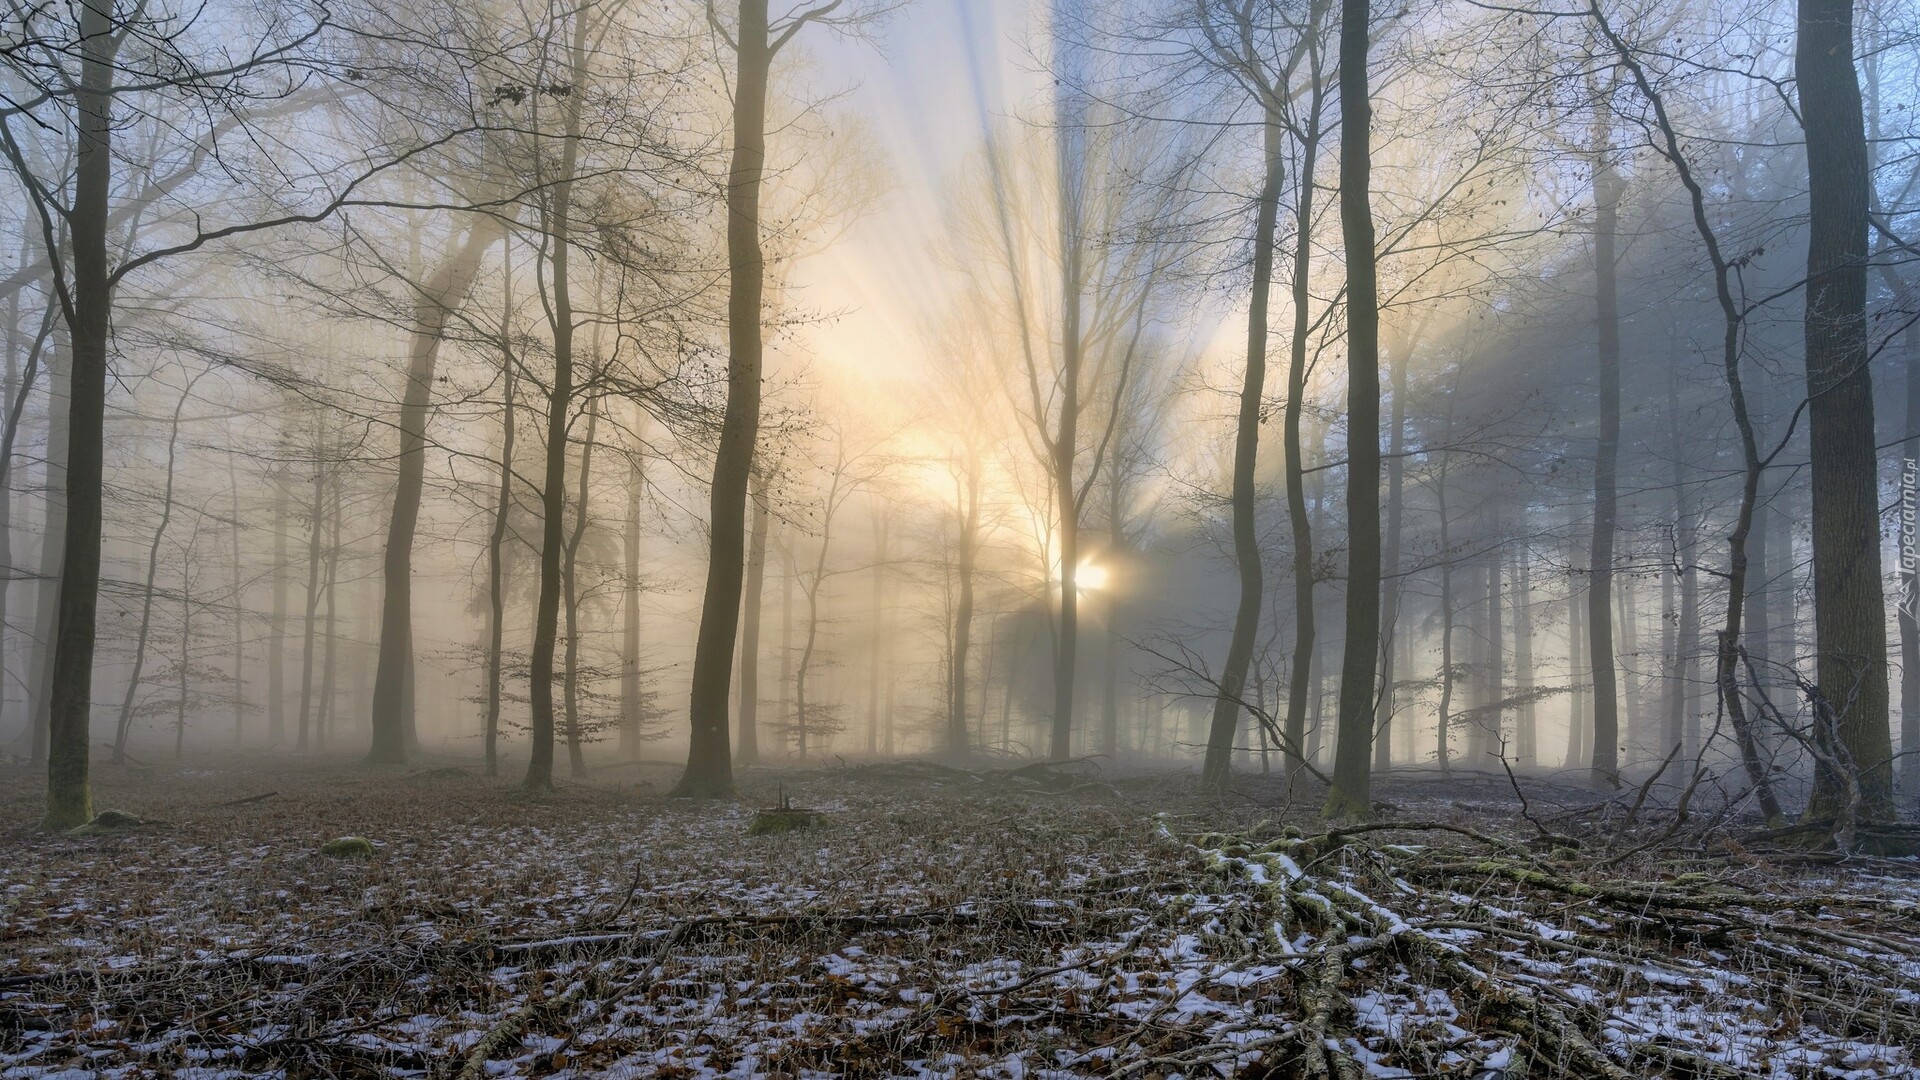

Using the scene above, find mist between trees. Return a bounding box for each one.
[0,0,1914,850]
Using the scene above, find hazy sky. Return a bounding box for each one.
[789,0,1044,400]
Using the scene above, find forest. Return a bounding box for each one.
[2,0,1919,1075]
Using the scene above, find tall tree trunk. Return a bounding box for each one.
[226,449,245,746]
[1375,332,1407,774]
[524,13,591,792]
[1798,0,1894,822]
[268,472,287,745]
[948,450,981,757]
[1327,0,1382,819]
[28,326,68,769]
[676,0,778,796]
[42,0,116,828]
[0,292,53,746]
[1901,317,1919,808]
[1566,553,1587,772]
[1486,548,1504,764]
[560,400,599,778]
[735,470,768,765]
[1514,551,1536,766]
[1281,104,1327,784]
[867,511,887,753]
[623,449,647,761]
[295,433,326,752]
[1587,104,1624,790]
[1201,113,1282,789]
[484,241,517,778]
[368,219,501,766]
[174,574,190,759]
[111,375,198,762]
[316,474,341,748]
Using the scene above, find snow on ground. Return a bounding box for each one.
[0,757,1915,1077]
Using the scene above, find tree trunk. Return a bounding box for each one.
[1,295,52,748]
[43,0,115,828]
[268,472,287,745]
[524,14,591,792]
[867,511,887,753]
[1485,548,1504,764]
[560,400,599,778]
[316,473,341,749]
[226,448,245,746]
[623,449,647,762]
[484,241,518,778]
[949,451,980,756]
[676,0,776,796]
[296,430,326,752]
[368,218,501,766]
[1326,0,1381,819]
[1902,317,1919,808]
[111,375,198,762]
[1281,105,1327,785]
[1798,0,1894,822]
[735,470,768,765]
[1375,332,1407,774]
[1201,113,1282,789]
[1587,108,1624,790]
[1514,551,1535,766]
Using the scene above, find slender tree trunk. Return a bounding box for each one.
[1587,105,1624,790]
[268,473,287,745]
[296,437,325,752]
[43,0,116,828]
[1486,548,1504,764]
[175,577,190,759]
[111,375,198,762]
[1798,0,1894,822]
[949,452,980,756]
[226,450,245,746]
[524,14,591,792]
[677,0,777,796]
[1327,0,1382,819]
[1514,551,1536,766]
[316,474,341,749]
[483,242,518,779]
[1,296,52,747]
[1375,333,1407,774]
[1202,113,1283,789]
[623,449,647,761]
[735,470,767,765]
[867,512,887,753]
[1901,318,1919,808]
[1282,108,1326,785]
[1566,568,1587,772]
[368,218,501,766]
[560,400,599,778]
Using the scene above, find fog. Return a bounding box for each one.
[0,0,1915,821]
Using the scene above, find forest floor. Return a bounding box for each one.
[0,753,1917,1079]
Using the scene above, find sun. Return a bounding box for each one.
[1076,561,1110,592]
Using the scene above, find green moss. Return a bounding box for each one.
[320,836,376,858]
[66,809,145,836]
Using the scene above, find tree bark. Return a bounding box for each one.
[368,218,501,766]
[676,0,776,796]
[623,448,647,761]
[1797,0,1894,822]
[484,241,518,778]
[948,450,981,757]
[735,469,768,765]
[1326,0,1382,819]
[560,399,599,779]
[111,374,198,762]
[523,11,591,792]
[1201,113,1283,790]
[1587,106,1624,790]
[44,0,116,827]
